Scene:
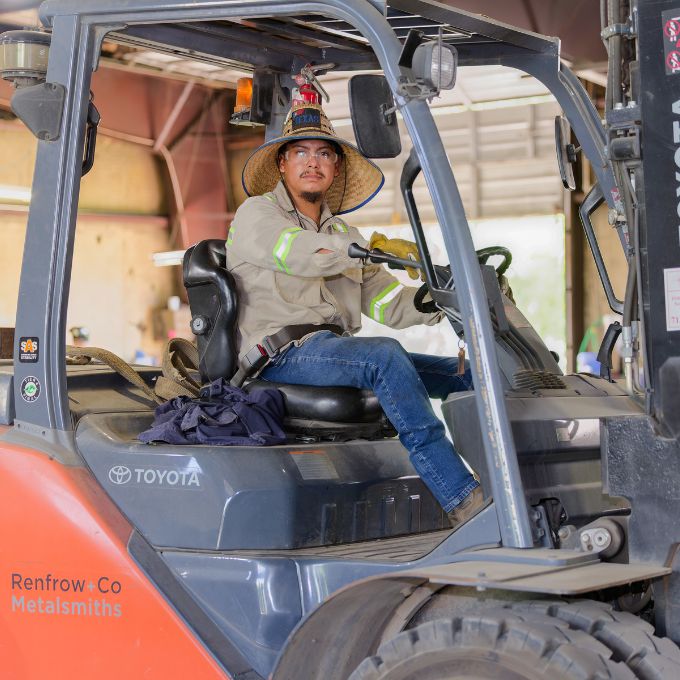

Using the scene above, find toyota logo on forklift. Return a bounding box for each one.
[107,464,200,487]
[108,465,132,485]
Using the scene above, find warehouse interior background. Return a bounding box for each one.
[0,1,625,374]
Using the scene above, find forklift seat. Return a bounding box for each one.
[183,239,392,436]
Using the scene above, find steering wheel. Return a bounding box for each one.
[414,264,450,314]
[413,246,512,313]
[475,246,512,276]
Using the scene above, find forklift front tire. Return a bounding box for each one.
[348,602,680,679]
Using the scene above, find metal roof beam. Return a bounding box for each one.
[455,41,541,67]
[249,17,369,50]
[388,0,559,55]
[115,20,378,73]
[115,19,351,72]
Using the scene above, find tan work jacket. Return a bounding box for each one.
[226,180,440,362]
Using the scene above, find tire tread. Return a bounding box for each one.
[506,601,680,680]
[350,611,636,680]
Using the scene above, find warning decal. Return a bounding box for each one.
[663,10,680,75]
[290,450,339,480]
[664,267,680,331]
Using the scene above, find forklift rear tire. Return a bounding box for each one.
[507,600,680,680]
[349,604,679,679]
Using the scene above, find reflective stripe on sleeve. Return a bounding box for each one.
[331,222,348,233]
[226,223,235,246]
[370,281,404,323]
[273,226,303,273]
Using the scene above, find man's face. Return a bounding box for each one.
[278,139,341,200]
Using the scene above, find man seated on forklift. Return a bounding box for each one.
[226,87,483,525]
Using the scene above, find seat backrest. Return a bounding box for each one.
[183,239,238,382]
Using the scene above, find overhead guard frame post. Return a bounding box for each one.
[23,0,621,548]
[11,13,98,434]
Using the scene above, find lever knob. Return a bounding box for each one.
[191,315,210,336]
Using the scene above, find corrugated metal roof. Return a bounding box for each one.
[321,67,562,226]
[0,6,563,224]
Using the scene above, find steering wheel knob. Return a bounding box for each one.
[191,315,210,335]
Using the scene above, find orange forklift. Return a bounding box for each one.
[1,1,680,678]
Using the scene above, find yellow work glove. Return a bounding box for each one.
[369,232,423,280]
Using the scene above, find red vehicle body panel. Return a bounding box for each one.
[0,439,228,680]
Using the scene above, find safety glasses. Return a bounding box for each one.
[284,147,339,164]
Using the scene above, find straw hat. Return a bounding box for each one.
[241,102,384,214]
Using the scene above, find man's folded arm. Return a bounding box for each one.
[228,198,367,277]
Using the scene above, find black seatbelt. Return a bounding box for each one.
[231,323,343,387]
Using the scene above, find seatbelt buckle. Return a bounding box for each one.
[242,343,269,372]
[260,335,279,358]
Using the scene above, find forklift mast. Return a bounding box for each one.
[636,0,680,435]
[595,0,680,642]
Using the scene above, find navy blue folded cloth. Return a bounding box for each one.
[139,379,286,446]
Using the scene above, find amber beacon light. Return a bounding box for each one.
[234,77,253,112]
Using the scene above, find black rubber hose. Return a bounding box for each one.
[603,0,613,112]
[609,0,622,108]
[622,255,637,327]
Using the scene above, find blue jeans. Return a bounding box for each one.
[261,331,479,512]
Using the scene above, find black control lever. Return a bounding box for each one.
[348,242,423,272]
[82,95,100,177]
[597,321,622,382]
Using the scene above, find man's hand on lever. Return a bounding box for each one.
[368,232,424,281]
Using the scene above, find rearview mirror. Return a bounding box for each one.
[348,74,401,159]
[555,115,578,191]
